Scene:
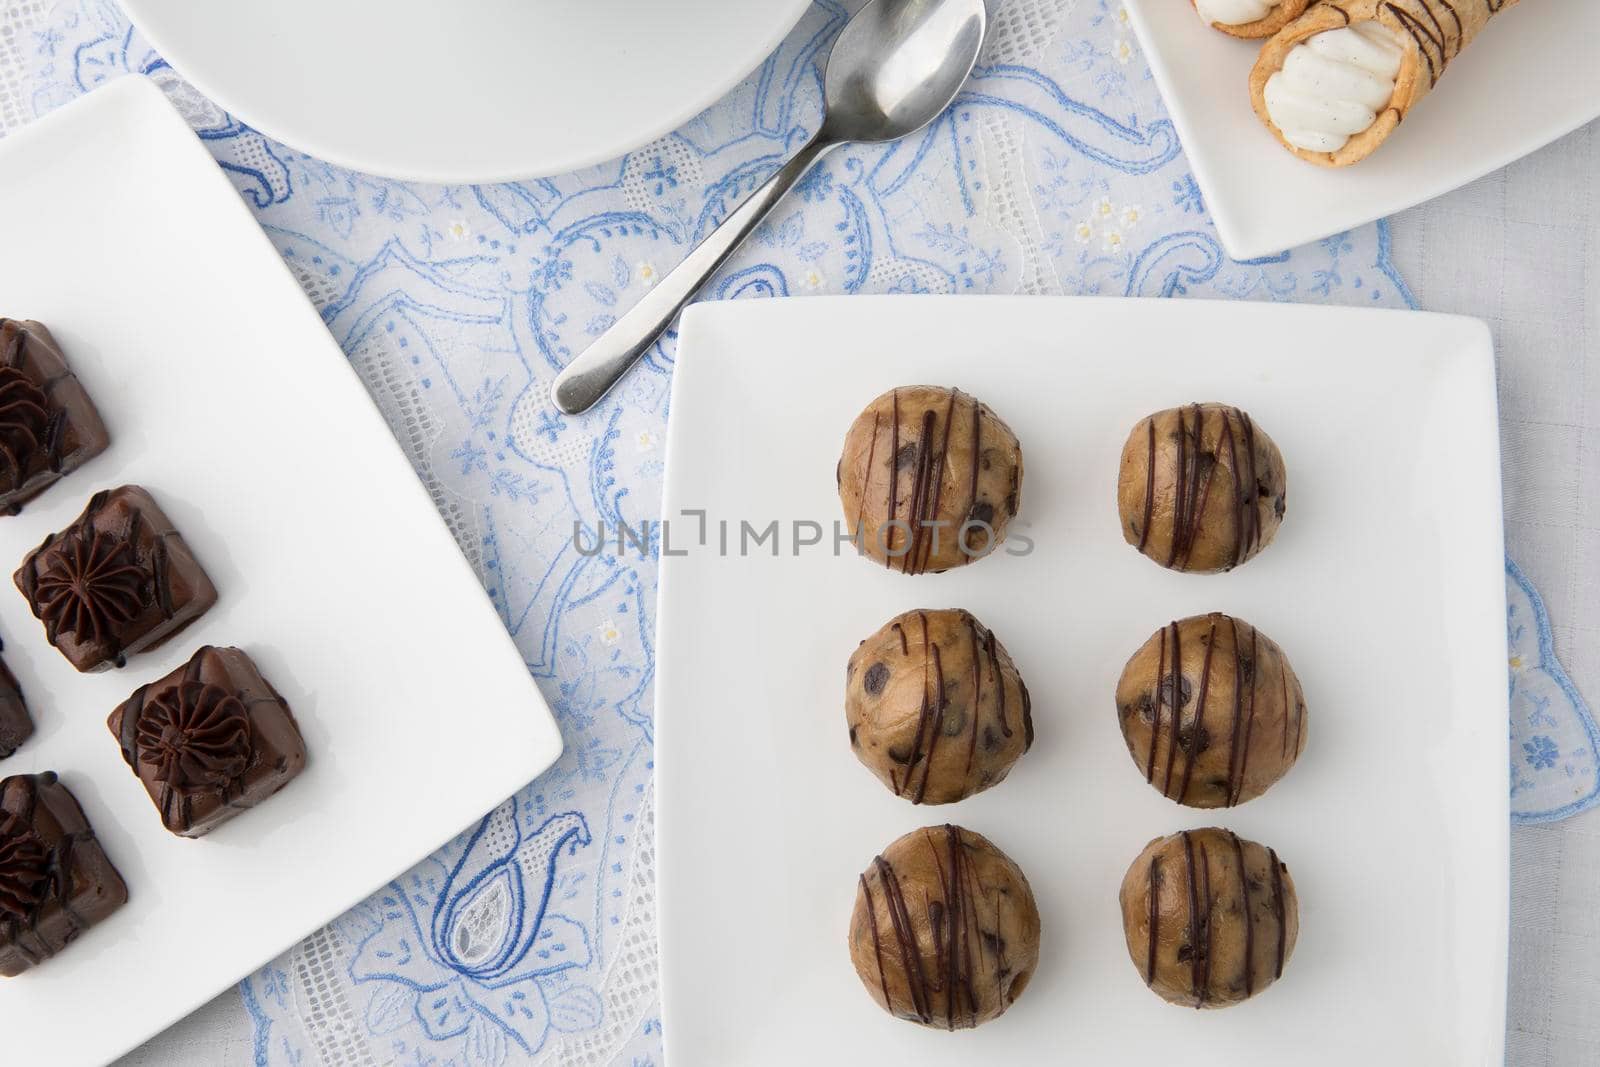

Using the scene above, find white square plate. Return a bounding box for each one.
[0,76,562,1063]
[656,296,1508,1065]
[1123,0,1600,259]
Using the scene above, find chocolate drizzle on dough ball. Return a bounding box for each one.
[1118,403,1286,573]
[838,386,1023,574]
[849,824,1042,1029]
[1116,613,1306,808]
[1118,828,1298,1008]
[847,608,1033,805]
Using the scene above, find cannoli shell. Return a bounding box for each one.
[1193,0,1313,40]
[1250,0,1520,167]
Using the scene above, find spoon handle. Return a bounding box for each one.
[550,134,838,415]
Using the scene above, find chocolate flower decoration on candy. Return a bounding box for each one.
[136,681,252,792]
[0,367,50,490]
[0,813,48,920]
[109,646,304,837]
[17,486,217,672]
[0,319,111,514]
[34,530,146,647]
[0,773,127,975]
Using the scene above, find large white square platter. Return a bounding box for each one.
[656,295,1508,1064]
[1123,0,1600,259]
[0,76,562,1063]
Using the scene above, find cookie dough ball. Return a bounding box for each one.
[1118,403,1286,573]
[1118,828,1299,1008]
[849,824,1041,1028]
[847,608,1033,805]
[838,386,1023,574]
[1116,613,1306,808]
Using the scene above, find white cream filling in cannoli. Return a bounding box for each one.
[1263,22,1404,153]
[1196,0,1275,26]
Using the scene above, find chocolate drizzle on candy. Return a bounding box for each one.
[0,648,34,760]
[110,646,306,838]
[0,319,110,514]
[0,781,78,969]
[15,485,216,672]
[0,772,128,977]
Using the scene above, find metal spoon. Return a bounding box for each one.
[550,0,988,415]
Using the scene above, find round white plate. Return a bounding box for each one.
[118,0,812,183]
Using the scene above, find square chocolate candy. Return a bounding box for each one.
[0,771,127,977]
[15,485,217,672]
[0,650,32,759]
[0,319,110,514]
[108,646,306,838]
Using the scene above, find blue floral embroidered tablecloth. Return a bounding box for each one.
[3,0,1597,1064]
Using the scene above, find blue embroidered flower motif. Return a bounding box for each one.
[536,410,566,444]
[887,273,932,295]
[1524,735,1560,771]
[642,156,679,196]
[795,166,834,203]
[1171,175,1205,215]
[453,439,488,475]
[349,802,595,1063]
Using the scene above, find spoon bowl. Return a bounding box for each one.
[822,0,988,144]
[551,0,989,415]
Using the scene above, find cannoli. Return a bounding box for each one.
[1250,0,1520,167]
[1193,0,1313,40]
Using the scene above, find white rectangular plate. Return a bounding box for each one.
[1123,0,1600,259]
[657,296,1508,1065]
[0,76,562,1063]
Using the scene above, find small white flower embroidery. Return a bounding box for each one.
[1121,204,1143,229]
[1103,229,1126,253]
[446,220,470,241]
[1118,6,1131,24]
[1094,196,1116,219]
[598,619,621,646]
[637,262,658,286]
[1509,653,1527,673]
[802,268,826,290]
[1073,220,1096,245]
[1114,38,1134,65]
[636,429,656,453]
